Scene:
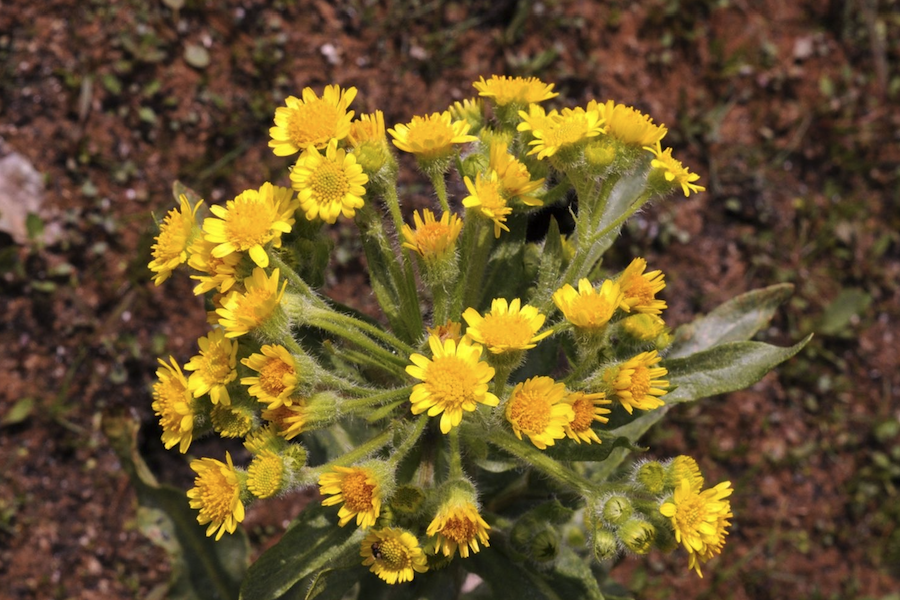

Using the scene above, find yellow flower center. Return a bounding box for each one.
[440,515,477,544]
[224,195,278,251]
[258,358,294,397]
[248,454,284,498]
[673,494,705,533]
[233,286,275,325]
[287,101,341,148]
[154,216,191,262]
[570,294,614,327]
[311,161,350,204]
[199,345,233,383]
[376,537,411,571]
[426,356,480,409]
[628,365,651,399]
[414,222,454,256]
[506,388,551,436]
[407,119,454,151]
[341,471,376,512]
[154,380,187,432]
[544,117,587,148]
[622,275,655,305]
[568,396,595,432]
[477,313,533,348]
[196,467,236,522]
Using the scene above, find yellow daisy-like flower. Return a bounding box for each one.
[401,209,463,263]
[618,258,667,315]
[563,390,612,444]
[667,456,704,492]
[473,75,558,106]
[187,452,245,541]
[660,479,733,577]
[448,97,485,131]
[517,104,559,137]
[291,140,368,224]
[426,498,491,559]
[489,142,544,206]
[527,106,605,161]
[241,344,299,408]
[269,84,357,156]
[406,335,500,434]
[151,356,195,454]
[149,194,202,285]
[318,465,382,528]
[505,376,574,449]
[187,237,241,295]
[387,111,477,161]
[202,183,297,269]
[461,171,512,238]
[553,278,627,330]
[644,141,706,197]
[426,320,463,344]
[243,424,284,454]
[247,451,285,499]
[589,100,667,147]
[216,267,287,338]
[184,329,238,406]
[210,404,253,438]
[360,527,429,584]
[261,403,308,440]
[608,350,669,414]
[347,110,387,146]
[621,313,668,341]
[462,298,551,354]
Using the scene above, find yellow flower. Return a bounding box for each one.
[387,111,477,161]
[401,209,463,263]
[617,258,667,315]
[210,404,253,438]
[406,335,500,434]
[473,75,558,106]
[426,498,491,558]
[527,107,605,161]
[319,465,382,528]
[461,171,512,238]
[202,183,297,269]
[608,350,669,414]
[462,298,550,354]
[347,110,387,146]
[241,344,299,408]
[216,267,287,338]
[517,104,559,137]
[667,456,704,492]
[489,141,544,206]
[360,527,429,584]
[563,390,611,444]
[243,424,284,454]
[261,403,308,440]
[187,237,241,295]
[644,141,706,197]
[184,329,238,405]
[187,452,245,541]
[426,320,463,345]
[553,278,627,330]
[505,376,574,449]
[448,97,485,131]
[151,356,195,454]
[247,451,285,499]
[269,84,357,156]
[291,140,368,224]
[660,479,733,577]
[621,313,667,341]
[589,100,667,147]
[149,194,202,285]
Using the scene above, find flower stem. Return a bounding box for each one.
[430,171,450,213]
[448,427,463,479]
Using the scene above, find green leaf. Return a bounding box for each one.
[239,504,364,600]
[2,397,34,427]
[817,287,872,337]
[355,563,462,600]
[542,432,643,462]
[668,283,795,358]
[103,414,249,600]
[172,180,204,206]
[531,217,565,301]
[466,536,563,600]
[541,547,604,600]
[184,44,211,69]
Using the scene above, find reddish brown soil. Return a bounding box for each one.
[1,1,898,598]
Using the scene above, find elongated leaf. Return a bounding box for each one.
[240,504,365,600]
[668,283,795,358]
[277,554,366,600]
[466,536,564,600]
[542,433,643,462]
[355,563,462,600]
[103,415,248,600]
[541,547,604,600]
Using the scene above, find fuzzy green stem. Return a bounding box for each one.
[341,386,413,412]
[459,220,493,313]
[430,170,450,213]
[447,427,464,479]
[304,314,409,371]
[313,428,395,473]
[269,254,326,308]
[308,308,416,357]
[389,416,429,467]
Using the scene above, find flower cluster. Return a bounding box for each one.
[147,76,744,591]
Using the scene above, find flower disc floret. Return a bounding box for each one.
[563,390,612,444]
[202,183,297,269]
[269,84,357,156]
[319,465,383,528]
[151,356,195,453]
[149,194,202,285]
[461,171,512,238]
[360,527,429,584]
[291,140,368,224]
[553,278,627,330]
[187,237,241,295]
[426,500,491,558]
[247,451,285,499]
[667,456,704,492]
[401,209,462,263]
[388,111,477,161]
[187,452,245,540]
[184,329,238,405]
[473,75,558,106]
[644,141,706,197]
[462,298,550,354]
[618,258,667,315]
[216,267,286,338]
[241,344,299,408]
[608,350,669,414]
[527,107,605,161]
[504,376,574,449]
[406,335,499,434]
[660,479,733,577]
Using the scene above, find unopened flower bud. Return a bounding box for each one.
[601,495,634,525]
[529,529,559,562]
[620,519,656,554]
[635,461,666,495]
[592,527,620,562]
